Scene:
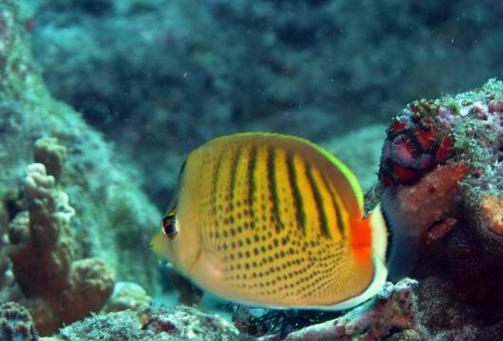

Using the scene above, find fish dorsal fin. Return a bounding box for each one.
[205,132,365,218]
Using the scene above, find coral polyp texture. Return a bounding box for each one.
[379,80,502,189]
[0,302,38,341]
[379,101,456,186]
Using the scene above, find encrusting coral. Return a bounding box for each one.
[8,159,115,335]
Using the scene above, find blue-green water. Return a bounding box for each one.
[0,0,502,339]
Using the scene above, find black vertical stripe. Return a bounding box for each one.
[228,146,241,203]
[247,145,258,217]
[211,153,224,215]
[320,173,346,237]
[306,165,330,238]
[286,152,306,234]
[266,146,283,232]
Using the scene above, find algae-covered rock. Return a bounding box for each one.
[0,0,160,303]
[377,80,503,305]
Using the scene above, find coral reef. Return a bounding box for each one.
[378,80,503,297]
[0,202,13,297]
[0,0,161,297]
[8,162,115,335]
[0,301,38,341]
[372,80,503,339]
[9,163,76,299]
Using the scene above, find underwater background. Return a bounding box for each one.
[0,0,502,340]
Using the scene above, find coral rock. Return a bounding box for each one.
[102,282,151,313]
[55,306,242,341]
[382,162,469,239]
[9,163,75,297]
[379,80,503,275]
[284,278,427,340]
[481,195,503,236]
[377,80,503,335]
[62,258,115,324]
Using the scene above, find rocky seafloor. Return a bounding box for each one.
[1,0,502,340]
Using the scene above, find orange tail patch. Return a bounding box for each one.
[350,216,372,262]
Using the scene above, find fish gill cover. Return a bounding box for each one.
[0,0,501,340]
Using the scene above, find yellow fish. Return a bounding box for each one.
[152,133,388,310]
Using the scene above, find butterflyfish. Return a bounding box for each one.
[152,132,392,310]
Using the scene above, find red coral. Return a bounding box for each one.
[379,102,455,186]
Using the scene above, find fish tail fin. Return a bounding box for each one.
[372,199,418,282]
[336,215,388,311]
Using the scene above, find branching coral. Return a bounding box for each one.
[8,162,115,335]
[9,163,75,298]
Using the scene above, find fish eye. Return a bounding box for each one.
[162,214,177,240]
